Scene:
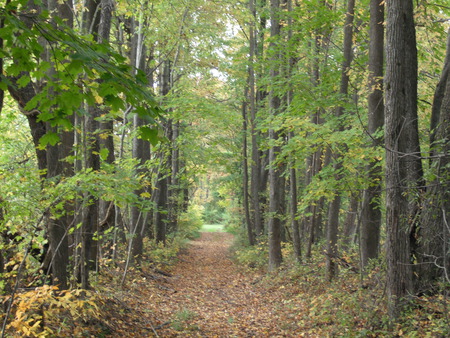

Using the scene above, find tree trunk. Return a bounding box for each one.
[249,0,263,238]
[43,0,75,290]
[304,1,332,256]
[242,87,255,245]
[268,0,283,272]
[418,29,450,292]
[385,0,422,318]
[80,0,102,288]
[154,61,172,245]
[169,120,180,233]
[289,137,301,262]
[82,107,100,288]
[130,14,150,261]
[130,113,147,261]
[360,0,385,269]
[325,0,355,281]
[98,0,116,259]
[342,194,359,248]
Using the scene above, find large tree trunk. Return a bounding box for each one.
[360,0,385,269]
[418,29,450,292]
[385,0,422,318]
[43,0,75,290]
[6,0,49,174]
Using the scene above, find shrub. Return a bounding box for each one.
[6,286,101,337]
[177,205,204,239]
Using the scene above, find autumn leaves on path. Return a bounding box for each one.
[149,232,303,337]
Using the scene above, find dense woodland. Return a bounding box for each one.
[0,0,450,336]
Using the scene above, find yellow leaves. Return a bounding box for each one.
[7,286,101,337]
[94,93,103,104]
[98,132,109,140]
[140,191,151,198]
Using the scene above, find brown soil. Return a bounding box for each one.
[142,232,302,337]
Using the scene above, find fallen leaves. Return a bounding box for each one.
[19,231,446,337]
[140,232,306,337]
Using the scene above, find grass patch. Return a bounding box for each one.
[171,308,198,332]
[201,224,225,232]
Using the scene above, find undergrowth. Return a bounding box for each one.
[0,206,203,337]
[230,233,450,337]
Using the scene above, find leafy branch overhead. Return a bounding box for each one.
[0,1,163,146]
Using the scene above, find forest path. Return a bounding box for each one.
[147,232,303,337]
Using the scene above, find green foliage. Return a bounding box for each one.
[171,308,198,332]
[0,0,162,145]
[233,237,269,270]
[146,239,181,268]
[202,191,227,224]
[176,205,204,240]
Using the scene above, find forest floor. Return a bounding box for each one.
[102,232,310,337]
[89,231,449,337]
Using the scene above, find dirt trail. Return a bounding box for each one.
[148,232,302,337]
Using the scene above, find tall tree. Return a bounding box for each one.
[304,0,333,258]
[40,0,74,289]
[418,28,450,291]
[325,0,355,281]
[360,0,384,268]
[267,0,283,271]
[154,61,172,245]
[242,86,255,245]
[285,0,301,262]
[384,0,423,318]
[98,0,117,258]
[249,0,264,238]
[129,11,150,262]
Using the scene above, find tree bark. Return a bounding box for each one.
[342,194,359,248]
[249,0,263,238]
[385,0,422,318]
[154,61,172,245]
[44,0,75,290]
[97,0,116,259]
[360,0,385,268]
[268,0,283,272]
[80,0,103,288]
[418,29,450,292]
[242,87,255,245]
[325,0,355,281]
[129,14,150,261]
[169,120,180,233]
[289,134,301,262]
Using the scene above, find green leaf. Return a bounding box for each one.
[16,74,30,88]
[99,148,109,161]
[139,126,160,146]
[39,132,60,149]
